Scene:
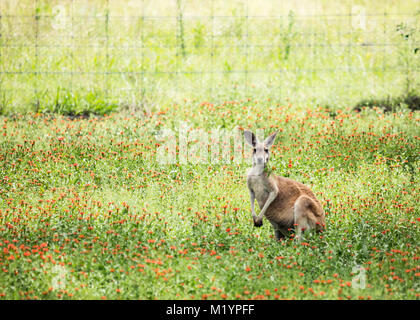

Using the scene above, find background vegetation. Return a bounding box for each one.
[0,0,419,114]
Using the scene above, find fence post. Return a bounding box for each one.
[210,0,214,100]
[105,0,110,104]
[0,1,2,110]
[140,0,145,107]
[71,0,74,98]
[176,0,186,58]
[244,0,248,98]
[176,0,185,102]
[34,0,40,112]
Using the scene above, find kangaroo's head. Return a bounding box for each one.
[244,130,277,167]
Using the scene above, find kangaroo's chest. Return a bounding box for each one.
[248,175,271,207]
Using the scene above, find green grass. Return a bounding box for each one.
[0,0,419,114]
[0,102,419,300]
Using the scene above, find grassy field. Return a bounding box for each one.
[0,102,419,299]
[0,0,419,300]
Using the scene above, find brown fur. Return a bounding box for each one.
[247,172,325,239]
[244,130,325,240]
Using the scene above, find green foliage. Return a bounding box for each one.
[353,93,420,112]
[34,88,119,116]
[395,21,420,94]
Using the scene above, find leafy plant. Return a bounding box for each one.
[396,22,420,95]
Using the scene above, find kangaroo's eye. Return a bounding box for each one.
[253,148,256,153]
[264,149,268,153]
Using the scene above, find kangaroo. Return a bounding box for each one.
[244,130,325,240]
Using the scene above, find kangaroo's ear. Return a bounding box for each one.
[263,131,277,148]
[244,130,257,147]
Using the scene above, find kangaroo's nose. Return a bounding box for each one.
[257,157,264,164]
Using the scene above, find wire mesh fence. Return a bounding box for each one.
[0,0,419,113]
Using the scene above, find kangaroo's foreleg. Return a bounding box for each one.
[254,190,277,227]
[249,189,258,224]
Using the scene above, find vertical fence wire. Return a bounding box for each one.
[141,0,145,107]
[210,0,214,100]
[34,0,39,110]
[176,0,181,100]
[244,0,248,97]
[70,0,74,98]
[0,1,2,104]
[105,0,110,103]
[347,0,352,98]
